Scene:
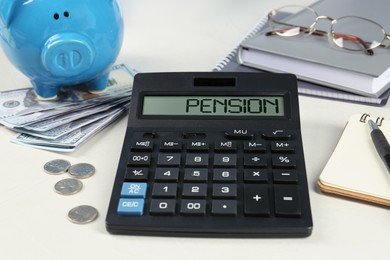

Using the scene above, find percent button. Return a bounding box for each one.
[272,155,296,168]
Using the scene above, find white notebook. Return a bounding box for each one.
[213,10,390,106]
[238,0,390,98]
[318,113,390,207]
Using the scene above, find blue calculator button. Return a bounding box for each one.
[118,198,145,216]
[121,182,147,198]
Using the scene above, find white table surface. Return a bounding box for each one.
[0,0,389,259]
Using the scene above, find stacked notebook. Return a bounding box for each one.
[215,0,390,106]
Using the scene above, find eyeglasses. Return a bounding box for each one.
[266,5,390,55]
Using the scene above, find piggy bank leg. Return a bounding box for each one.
[32,81,59,100]
[86,73,109,94]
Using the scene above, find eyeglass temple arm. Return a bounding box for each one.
[384,34,390,49]
[333,32,374,55]
[266,28,374,55]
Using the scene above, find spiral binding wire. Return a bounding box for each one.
[359,113,384,126]
[213,15,269,71]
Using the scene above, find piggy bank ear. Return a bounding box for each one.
[0,0,15,28]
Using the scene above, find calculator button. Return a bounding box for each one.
[244,169,268,183]
[185,154,209,167]
[225,130,254,140]
[160,141,182,151]
[182,183,208,198]
[117,198,144,216]
[271,141,294,153]
[274,185,301,217]
[157,153,181,166]
[273,170,298,184]
[244,141,266,153]
[211,200,237,216]
[152,183,178,197]
[128,153,151,166]
[121,183,147,198]
[182,133,207,139]
[125,167,149,181]
[131,140,154,151]
[149,199,176,215]
[154,168,179,182]
[272,155,296,168]
[244,185,270,216]
[187,140,209,151]
[180,200,206,215]
[214,140,237,152]
[143,132,157,139]
[262,130,291,140]
[213,169,237,182]
[213,154,237,167]
[212,184,237,198]
[184,168,208,182]
[243,154,267,167]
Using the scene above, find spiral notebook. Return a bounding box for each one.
[213,10,390,106]
[237,0,390,98]
[318,114,390,207]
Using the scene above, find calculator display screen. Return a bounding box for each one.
[142,96,285,117]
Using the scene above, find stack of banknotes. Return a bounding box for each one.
[0,64,135,152]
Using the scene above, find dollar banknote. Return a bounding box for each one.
[0,64,135,120]
[19,97,130,132]
[11,106,128,152]
[1,64,136,152]
[13,103,130,140]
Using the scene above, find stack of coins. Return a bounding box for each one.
[44,159,98,224]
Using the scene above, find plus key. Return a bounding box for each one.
[244,185,270,216]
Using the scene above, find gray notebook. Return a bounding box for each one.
[238,0,390,97]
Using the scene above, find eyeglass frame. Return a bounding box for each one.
[266,5,390,56]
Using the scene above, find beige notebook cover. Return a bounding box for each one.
[318,113,390,207]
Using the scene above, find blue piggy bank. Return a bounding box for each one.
[0,0,123,99]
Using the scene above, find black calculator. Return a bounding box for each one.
[106,72,313,237]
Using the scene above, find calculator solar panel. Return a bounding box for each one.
[106,72,313,237]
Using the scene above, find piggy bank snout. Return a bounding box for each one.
[42,33,95,77]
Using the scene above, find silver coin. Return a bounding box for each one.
[68,163,95,179]
[54,178,83,195]
[68,205,98,224]
[44,159,71,175]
